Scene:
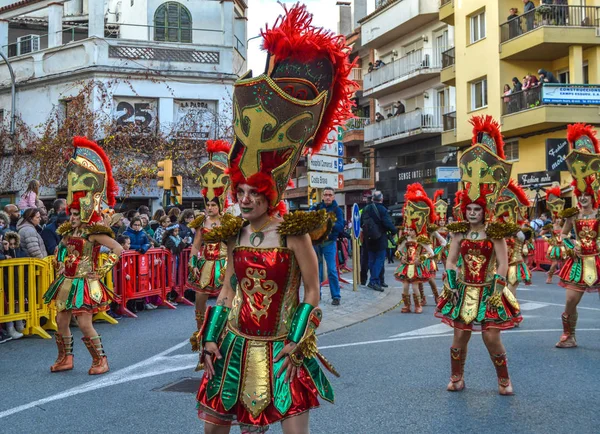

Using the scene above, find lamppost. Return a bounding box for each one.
[0,50,16,135]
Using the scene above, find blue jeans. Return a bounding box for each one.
[314,241,341,300]
[367,249,386,286]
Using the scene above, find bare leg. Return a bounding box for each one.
[56,311,72,336]
[281,411,309,434]
[447,328,471,391]
[556,289,584,348]
[482,328,513,395]
[428,277,439,302]
[77,313,98,338]
[546,262,558,284]
[195,293,209,315]
[204,423,232,434]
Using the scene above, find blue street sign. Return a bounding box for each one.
[337,142,344,157]
[352,203,361,238]
[436,166,460,183]
[338,158,344,172]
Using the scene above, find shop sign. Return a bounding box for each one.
[542,84,600,105]
[517,170,560,188]
[546,138,569,172]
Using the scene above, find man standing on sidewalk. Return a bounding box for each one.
[312,187,345,305]
[361,191,396,292]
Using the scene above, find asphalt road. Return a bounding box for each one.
[1,272,599,434]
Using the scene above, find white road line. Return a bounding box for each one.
[388,323,450,338]
[519,298,600,312]
[518,302,549,311]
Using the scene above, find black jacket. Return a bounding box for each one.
[41,221,61,256]
[361,203,396,251]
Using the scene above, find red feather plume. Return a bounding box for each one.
[261,3,357,154]
[507,179,530,206]
[469,115,505,159]
[545,186,561,202]
[403,183,437,224]
[567,123,599,153]
[73,136,118,207]
[433,189,444,203]
[206,139,231,155]
[454,190,464,207]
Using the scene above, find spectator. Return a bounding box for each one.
[523,0,535,31]
[394,101,406,116]
[124,217,151,254]
[178,209,195,245]
[124,209,139,227]
[17,208,47,259]
[374,59,385,69]
[512,77,522,92]
[1,231,28,341]
[154,215,170,245]
[375,112,385,122]
[168,206,181,224]
[360,191,396,292]
[556,0,568,25]
[368,62,374,73]
[41,211,68,255]
[137,205,150,217]
[311,186,345,306]
[49,198,67,222]
[0,210,9,236]
[117,234,140,313]
[162,224,190,304]
[150,208,165,231]
[530,212,551,235]
[4,204,20,232]
[507,7,520,39]
[538,68,559,83]
[18,180,41,211]
[110,212,125,237]
[139,214,158,246]
[39,207,48,227]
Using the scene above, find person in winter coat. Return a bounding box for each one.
[17,208,48,259]
[150,209,165,232]
[162,224,190,303]
[1,231,29,341]
[123,217,152,254]
[18,180,41,211]
[177,209,195,244]
[0,210,9,236]
[41,211,68,255]
[538,68,559,84]
[154,215,170,245]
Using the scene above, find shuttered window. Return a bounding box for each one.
[154,2,192,43]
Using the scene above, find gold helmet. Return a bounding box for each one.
[199,140,230,211]
[565,123,600,207]
[433,189,447,222]
[545,186,565,218]
[494,179,530,224]
[403,183,436,236]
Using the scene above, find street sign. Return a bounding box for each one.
[352,203,361,238]
[338,158,344,172]
[337,141,344,157]
[308,171,340,188]
[338,173,344,189]
[308,154,340,173]
[436,166,460,183]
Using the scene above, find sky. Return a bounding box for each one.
[246,0,341,75]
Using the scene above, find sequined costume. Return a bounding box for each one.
[557,217,600,292]
[196,215,336,427]
[506,236,531,286]
[545,229,566,261]
[394,240,431,283]
[188,224,228,296]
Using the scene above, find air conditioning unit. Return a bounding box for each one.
[16,35,41,56]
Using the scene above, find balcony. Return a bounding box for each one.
[501,84,600,136]
[365,107,445,147]
[441,110,456,147]
[440,47,455,86]
[343,162,374,190]
[363,49,441,98]
[342,117,369,143]
[360,0,439,49]
[499,5,600,61]
[439,0,454,26]
[350,67,363,94]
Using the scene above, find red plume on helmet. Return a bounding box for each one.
[433,189,444,203]
[403,183,437,234]
[566,123,600,207]
[545,186,561,203]
[469,115,505,158]
[567,123,600,153]
[206,139,231,155]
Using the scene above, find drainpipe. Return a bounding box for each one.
[0,50,16,135]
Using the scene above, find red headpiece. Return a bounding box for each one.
[545,186,565,218]
[565,123,600,208]
[200,140,231,211]
[494,179,530,224]
[403,183,436,236]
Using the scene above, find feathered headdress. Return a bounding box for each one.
[565,123,600,208]
[494,179,530,224]
[545,186,565,218]
[228,3,356,213]
[459,115,512,221]
[67,137,118,224]
[200,140,231,211]
[453,190,465,221]
[403,183,436,236]
[433,189,447,222]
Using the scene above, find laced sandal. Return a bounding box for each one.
[400,294,411,313]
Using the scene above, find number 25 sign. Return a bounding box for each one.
[114,98,158,131]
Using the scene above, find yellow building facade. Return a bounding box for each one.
[440,0,600,191]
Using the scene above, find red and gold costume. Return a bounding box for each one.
[435,116,522,393]
[43,137,121,374]
[195,4,354,430]
[433,189,450,265]
[544,187,566,283]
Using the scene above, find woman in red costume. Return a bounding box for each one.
[543,186,566,284]
[555,124,600,348]
[188,140,231,366]
[43,137,123,375]
[436,116,522,395]
[195,4,353,433]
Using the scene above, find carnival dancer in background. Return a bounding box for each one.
[188,140,231,368]
[543,186,566,284]
[195,4,352,432]
[434,189,450,266]
[494,180,532,297]
[436,116,522,395]
[394,184,436,313]
[43,137,123,375]
[555,124,600,349]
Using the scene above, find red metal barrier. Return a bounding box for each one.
[114,248,176,318]
[167,247,194,306]
[532,239,550,271]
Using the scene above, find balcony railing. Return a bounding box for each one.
[441,47,455,69]
[443,111,456,131]
[500,5,600,43]
[365,107,445,142]
[344,163,371,181]
[364,48,442,91]
[351,68,363,81]
[501,83,600,115]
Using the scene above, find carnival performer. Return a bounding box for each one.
[543,186,566,284]
[555,124,600,349]
[195,4,352,432]
[417,190,448,305]
[493,179,532,297]
[394,184,436,313]
[188,140,231,368]
[436,116,522,395]
[43,137,122,375]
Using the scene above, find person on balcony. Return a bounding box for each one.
[507,8,520,39]
[538,68,559,84]
[394,101,406,116]
[523,0,535,31]
[375,112,385,122]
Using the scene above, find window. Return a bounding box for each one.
[583,63,589,84]
[470,77,487,110]
[504,140,519,162]
[558,70,569,84]
[154,2,192,43]
[470,11,486,43]
[16,34,40,55]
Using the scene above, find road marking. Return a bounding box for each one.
[519,298,600,312]
[518,302,548,311]
[388,323,449,338]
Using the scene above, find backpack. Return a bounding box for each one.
[362,205,383,241]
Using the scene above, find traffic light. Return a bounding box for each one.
[157,159,173,190]
[170,175,183,206]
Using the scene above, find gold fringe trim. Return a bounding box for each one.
[188,214,205,230]
[203,213,244,243]
[57,222,73,236]
[486,222,515,239]
[417,234,432,244]
[427,224,439,234]
[278,209,330,238]
[447,222,469,233]
[86,224,116,238]
[559,207,578,219]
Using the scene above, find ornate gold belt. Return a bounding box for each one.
[226,325,287,342]
[457,280,488,287]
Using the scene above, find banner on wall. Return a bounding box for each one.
[542,84,600,105]
[173,100,218,140]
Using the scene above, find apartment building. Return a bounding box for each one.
[440,0,600,200]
